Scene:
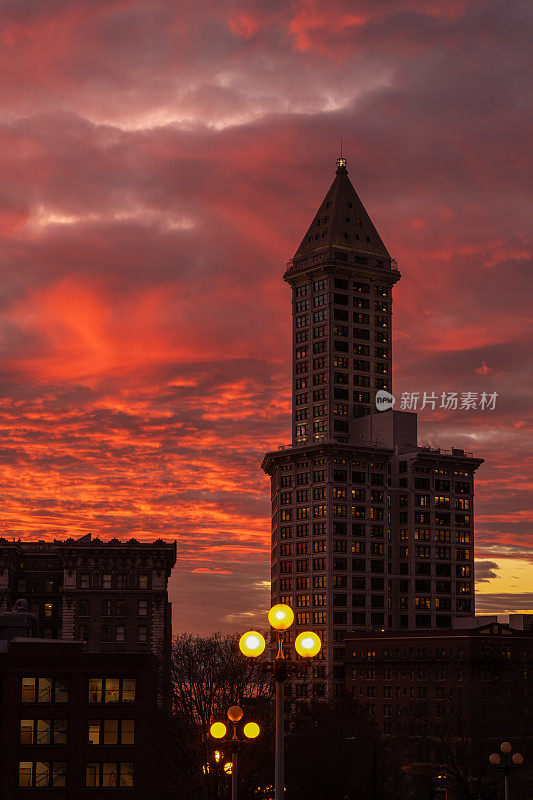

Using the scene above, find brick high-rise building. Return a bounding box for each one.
[262,158,483,695]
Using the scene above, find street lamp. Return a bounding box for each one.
[489,741,524,800]
[209,704,261,800]
[240,603,322,800]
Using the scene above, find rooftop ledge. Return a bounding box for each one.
[416,446,476,459]
[272,442,477,459]
[285,253,400,273]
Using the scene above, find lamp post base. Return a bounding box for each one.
[275,679,284,800]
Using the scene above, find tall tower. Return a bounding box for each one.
[263,158,483,697]
[288,156,399,441]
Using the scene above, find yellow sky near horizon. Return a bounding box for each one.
[475,557,533,614]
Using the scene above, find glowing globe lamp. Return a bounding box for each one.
[210,722,227,739]
[294,631,321,658]
[501,742,512,754]
[243,722,260,739]
[268,604,294,631]
[239,631,266,657]
[227,705,243,723]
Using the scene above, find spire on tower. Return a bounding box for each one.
[293,158,389,261]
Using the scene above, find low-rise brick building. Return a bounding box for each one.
[0,636,158,797]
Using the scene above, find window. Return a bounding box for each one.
[78,599,90,617]
[115,625,126,642]
[20,719,67,745]
[102,574,112,589]
[138,600,148,617]
[21,678,68,704]
[88,678,136,704]
[80,574,90,589]
[85,762,134,788]
[139,575,149,590]
[18,762,66,788]
[88,719,135,746]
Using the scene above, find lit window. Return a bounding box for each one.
[21,678,36,703]
[18,761,66,788]
[105,679,120,703]
[19,762,33,788]
[85,762,133,788]
[104,719,119,745]
[121,720,135,745]
[89,678,136,704]
[21,678,67,704]
[89,679,103,703]
[20,721,34,745]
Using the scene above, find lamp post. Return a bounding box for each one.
[210,705,260,800]
[239,604,322,800]
[489,741,524,800]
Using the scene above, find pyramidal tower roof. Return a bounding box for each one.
[293,157,390,261]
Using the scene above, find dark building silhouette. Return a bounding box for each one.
[0,636,157,796]
[0,535,176,797]
[345,619,533,736]
[345,619,533,797]
[263,158,483,695]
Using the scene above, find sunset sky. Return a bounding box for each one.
[0,0,531,634]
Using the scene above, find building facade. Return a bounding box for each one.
[0,636,157,797]
[0,534,176,659]
[345,622,533,798]
[345,622,533,737]
[263,158,483,695]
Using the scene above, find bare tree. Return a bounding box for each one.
[137,633,273,800]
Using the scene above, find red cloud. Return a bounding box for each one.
[0,0,531,632]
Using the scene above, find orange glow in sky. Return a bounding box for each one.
[0,0,531,632]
